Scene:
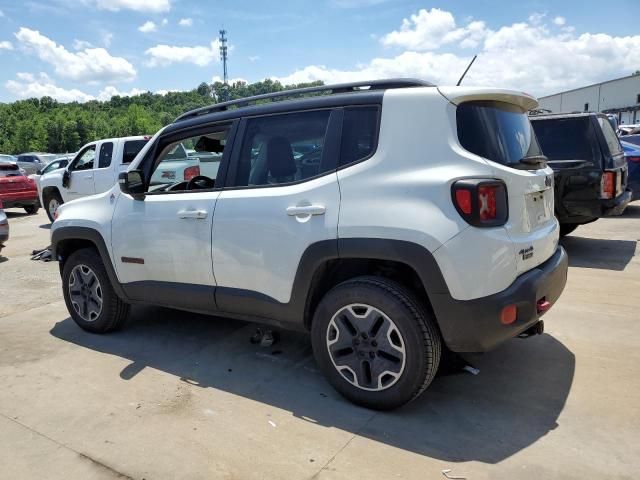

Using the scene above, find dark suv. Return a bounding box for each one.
[530,112,631,236]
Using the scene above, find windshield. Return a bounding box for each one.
[457,101,543,167]
[531,117,601,162]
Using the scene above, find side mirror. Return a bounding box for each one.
[119,170,145,199]
[36,169,43,175]
[62,169,71,188]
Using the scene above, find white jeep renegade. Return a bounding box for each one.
[51,79,568,410]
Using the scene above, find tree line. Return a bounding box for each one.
[0,79,323,155]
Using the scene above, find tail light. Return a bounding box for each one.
[452,179,508,227]
[627,156,640,163]
[184,165,200,181]
[600,171,615,199]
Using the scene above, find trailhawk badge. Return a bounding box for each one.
[519,246,534,260]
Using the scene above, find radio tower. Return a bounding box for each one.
[219,29,229,101]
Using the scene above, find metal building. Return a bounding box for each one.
[538,74,640,125]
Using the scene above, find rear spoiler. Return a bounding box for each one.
[437,87,539,112]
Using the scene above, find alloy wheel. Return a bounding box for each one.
[326,304,406,391]
[68,264,103,322]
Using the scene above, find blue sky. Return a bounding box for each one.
[0,0,638,103]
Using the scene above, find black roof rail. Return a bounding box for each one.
[175,78,434,122]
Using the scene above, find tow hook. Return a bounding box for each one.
[518,320,544,339]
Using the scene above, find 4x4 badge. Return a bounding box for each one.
[545,175,553,188]
[519,246,534,260]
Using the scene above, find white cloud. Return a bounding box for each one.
[277,10,640,97]
[138,21,157,33]
[248,55,260,62]
[14,27,136,83]
[528,12,546,25]
[212,75,248,84]
[5,73,95,102]
[0,9,4,17]
[381,8,489,50]
[145,39,221,67]
[72,39,94,50]
[88,0,170,13]
[161,18,168,26]
[0,40,13,50]
[178,18,193,27]
[553,16,566,26]
[97,85,146,101]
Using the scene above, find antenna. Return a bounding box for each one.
[456,55,477,86]
[219,29,228,84]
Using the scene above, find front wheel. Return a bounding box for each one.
[311,276,441,410]
[44,191,63,222]
[62,248,130,333]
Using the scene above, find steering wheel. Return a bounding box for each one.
[186,175,215,190]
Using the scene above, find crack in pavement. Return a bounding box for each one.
[0,411,135,480]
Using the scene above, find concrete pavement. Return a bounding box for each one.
[0,205,638,479]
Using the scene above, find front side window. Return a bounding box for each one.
[43,161,61,174]
[71,146,96,171]
[233,110,331,187]
[0,164,21,177]
[98,142,114,168]
[340,106,379,167]
[457,101,543,167]
[148,127,230,191]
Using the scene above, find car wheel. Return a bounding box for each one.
[311,276,441,410]
[62,248,130,333]
[24,205,39,215]
[44,191,63,222]
[559,223,579,237]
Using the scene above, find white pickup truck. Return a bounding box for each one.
[39,136,150,221]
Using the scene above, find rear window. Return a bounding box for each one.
[457,101,542,167]
[598,117,622,156]
[122,140,148,164]
[531,117,601,162]
[0,164,21,177]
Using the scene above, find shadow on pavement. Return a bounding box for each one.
[39,223,51,230]
[612,203,640,219]
[50,305,575,464]
[0,255,7,263]
[561,236,636,271]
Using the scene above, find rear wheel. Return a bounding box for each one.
[44,191,63,222]
[24,205,39,215]
[311,276,441,410]
[560,223,579,237]
[62,248,130,333]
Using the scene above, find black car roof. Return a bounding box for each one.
[530,112,605,120]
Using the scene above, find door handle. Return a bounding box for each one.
[177,209,208,219]
[84,175,93,179]
[286,204,326,216]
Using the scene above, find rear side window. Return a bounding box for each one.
[457,101,542,166]
[597,117,622,156]
[98,142,114,168]
[340,106,379,167]
[233,110,331,187]
[531,117,601,162]
[123,140,148,164]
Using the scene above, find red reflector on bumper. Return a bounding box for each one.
[537,299,552,314]
[500,305,517,325]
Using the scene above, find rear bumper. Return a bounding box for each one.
[561,190,631,222]
[0,191,40,209]
[431,246,568,353]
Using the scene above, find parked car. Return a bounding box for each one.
[148,143,222,186]
[39,137,149,221]
[621,140,640,201]
[0,200,8,254]
[621,134,640,147]
[50,79,568,410]
[0,154,18,165]
[15,153,59,175]
[0,161,40,214]
[619,124,640,136]
[530,112,631,236]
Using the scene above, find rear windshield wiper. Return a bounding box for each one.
[518,155,548,169]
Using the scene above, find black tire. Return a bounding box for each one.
[311,276,441,410]
[44,190,63,222]
[62,247,130,333]
[559,223,579,237]
[24,205,39,215]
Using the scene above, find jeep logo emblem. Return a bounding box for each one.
[545,176,553,188]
